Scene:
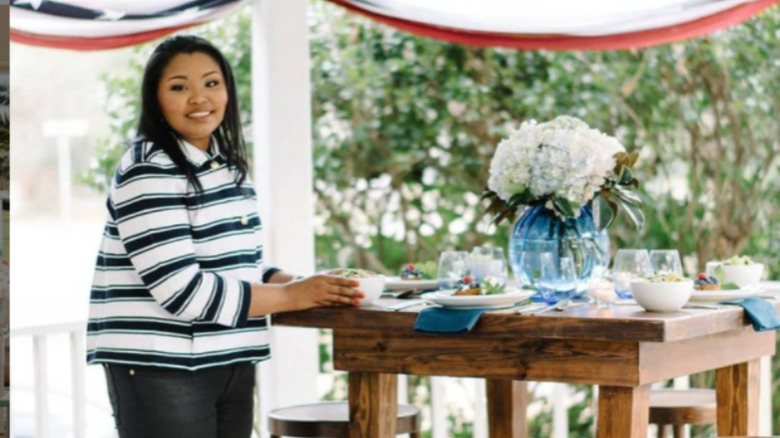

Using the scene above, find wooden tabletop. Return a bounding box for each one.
[272,298,778,343]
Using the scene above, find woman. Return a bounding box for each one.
[87,35,363,438]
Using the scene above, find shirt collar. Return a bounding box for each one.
[178,137,224,167]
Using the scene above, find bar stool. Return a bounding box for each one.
[649,388,716,438]
[268,401,422,438]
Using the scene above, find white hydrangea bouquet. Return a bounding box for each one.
[483,116,644,230]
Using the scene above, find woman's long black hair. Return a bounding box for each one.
[137,35,248,193]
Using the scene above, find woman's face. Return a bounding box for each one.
[157,52,228,151]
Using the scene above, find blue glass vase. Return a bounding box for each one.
[509,204,609,302]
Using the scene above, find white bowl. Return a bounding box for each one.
[630,280,693,312]
[355,276,385,306]
[721,264,764,287]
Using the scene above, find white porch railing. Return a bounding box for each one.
[11,321,86,438]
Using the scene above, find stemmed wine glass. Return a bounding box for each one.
[612,249,652,299]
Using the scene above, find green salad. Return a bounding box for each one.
[722,255,756,265]
[646,272,690,283]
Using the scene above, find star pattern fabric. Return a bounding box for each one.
[9,0,779,51]
[9,0,247,49]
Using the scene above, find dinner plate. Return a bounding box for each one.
[423,289,534,309]
[689,285,764,302]
[761,281,780,293]
[385,276,440,291]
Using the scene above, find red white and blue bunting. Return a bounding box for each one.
[10,0,249,50]
[9,0,780,51]
[329,0,780,50]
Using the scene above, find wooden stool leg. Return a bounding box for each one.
[410,432,422,438]
[657,424,668,438]
[672,424,684,438]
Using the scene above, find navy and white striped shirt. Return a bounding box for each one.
[87,139,274,370]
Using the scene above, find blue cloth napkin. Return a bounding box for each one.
[413,307,487,334]
[723,298,780,332]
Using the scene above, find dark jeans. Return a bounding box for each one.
[103,362,256,438]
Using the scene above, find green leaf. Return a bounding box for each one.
[593,195,617,230]
[618,199,645,231]
[508,190,536,206]
[613,186,643,206]
[553,197,576,218]
[618,167,634,186]
[626,151,640,168]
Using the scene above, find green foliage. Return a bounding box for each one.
[82,1,780,435]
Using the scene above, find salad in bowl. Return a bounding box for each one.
[630,273,693,312]
[707,255,764,287]
[327,268,385,306]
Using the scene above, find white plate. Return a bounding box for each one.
[385,276,440,291]
[761,281,780,293]
[423,289,534,309]
[689,286,764,302]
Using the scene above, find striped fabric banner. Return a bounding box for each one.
[9,0,780,51]
[328,0,780,50]
[10,0,249,50]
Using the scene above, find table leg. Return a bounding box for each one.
[716,359,760,436]
[348,372,397,438]
[597,385,649,438]
[486,379,528,438]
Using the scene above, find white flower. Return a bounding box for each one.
[488,116,626,215]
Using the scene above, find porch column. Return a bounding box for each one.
[252,0,319,433]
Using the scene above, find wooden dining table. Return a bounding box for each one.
[272,298,777,438]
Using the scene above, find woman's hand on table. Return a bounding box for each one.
[284,275,363,310]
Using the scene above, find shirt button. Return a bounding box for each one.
[129,369,135,376]
[210,161,219,169]
[240,216,249,225]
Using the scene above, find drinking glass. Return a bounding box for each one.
[488,247,509,284]
[649,250,683,276]
[469,246,493,283]
[556,257,578,301]
[437,250,469,289]
[612,249,651,299]
[587,276,618,308]
[516,250,551,286]
[536,252,558,304]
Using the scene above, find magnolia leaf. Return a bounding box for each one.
[613,152,628,175]
[508,190,535,206]
[618,167,634,186]
[618,199,645,230]
[593,195,617,230]
[613,186,643,205]
[553,197,576,218]
[480,188,497,202]
[494,208,516,226]
[627,151,640,168]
